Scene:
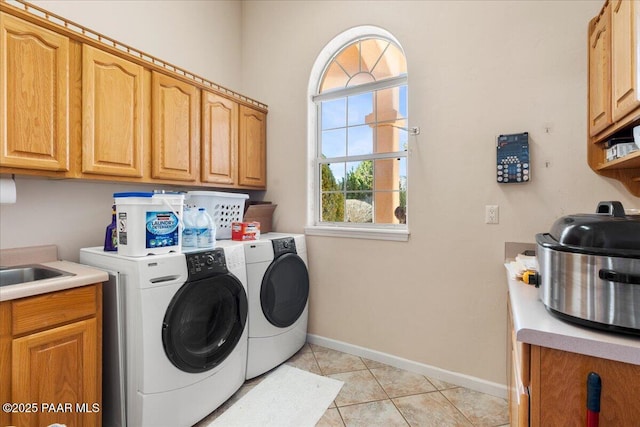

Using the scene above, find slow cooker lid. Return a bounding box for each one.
[547,201,640,253]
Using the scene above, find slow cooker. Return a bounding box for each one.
[536,201,640,335]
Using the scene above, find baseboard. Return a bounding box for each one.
[306,334,508,399]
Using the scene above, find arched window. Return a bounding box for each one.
[307,27,409,240]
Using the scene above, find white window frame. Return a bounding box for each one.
[305,26,409,241]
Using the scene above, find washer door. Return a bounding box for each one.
[260,253,310,328]
[162,273,248,373]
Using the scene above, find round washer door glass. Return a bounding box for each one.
[261,253,309,328]
[162,274,248,373]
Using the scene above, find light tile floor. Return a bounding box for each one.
[195,343,509,427]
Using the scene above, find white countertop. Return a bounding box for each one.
[507,270,640,365]
[0,260,108,302]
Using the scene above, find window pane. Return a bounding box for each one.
[374,119,406,153]
[399,85,407,119]
[346,160,373,192]
[374,158,406,191]
[371,43,406,81]
[320,62,349,93]
[321,192,345,222]
[321,128,346,158]
[336,43,360,77]
[347,125,373,156]
[360,39,389,74]
[347,73,375,87]
[372,191,405,224]
[376,86,405,121]
[321,162,345,191]
[321,98,346,130]
[345,193,373,223]
[348,92,373,126]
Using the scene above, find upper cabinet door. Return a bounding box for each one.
[82,44,145,177]
[151,72,199,182]
[588,3,613,137]
[0,13,70,171]
[238,105,266,188]
[202,91,238,185]
[611,0,640,121]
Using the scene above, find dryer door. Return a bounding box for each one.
[162,273,248,373]
[260,253,310,328]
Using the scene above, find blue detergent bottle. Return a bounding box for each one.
[104,205,117,251]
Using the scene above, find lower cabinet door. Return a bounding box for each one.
[11,318,99,427]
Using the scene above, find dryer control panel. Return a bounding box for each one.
[186,249,228,279]
[272,237,297,257]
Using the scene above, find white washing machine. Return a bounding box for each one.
[243,233,309,379]
[80,241,248,427]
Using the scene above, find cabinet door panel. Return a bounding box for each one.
[152,72,199,181]
[611,0,640,120]
[538,347,640,426]
[82,45,144,177]
[11,318,99,427]
[202,92,237,185]
[238,105,266,188]
[589,5,613,136]
[0,13,69,171]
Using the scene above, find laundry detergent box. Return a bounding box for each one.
[114,192,184,256]
[231,221,260,241]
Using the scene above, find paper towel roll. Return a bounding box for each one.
[0,178,16,204]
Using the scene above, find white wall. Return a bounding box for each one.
[29,0,244,90]
[1,0,638,389]
[240,0,639,387]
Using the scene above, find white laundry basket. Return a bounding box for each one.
[186,191,249,239]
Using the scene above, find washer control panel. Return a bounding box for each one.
[272,237,297,257]
[186,248,227,279]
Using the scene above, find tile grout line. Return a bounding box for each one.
[361,356,412,427]
[438,389,476,426]
[309,344,348,426]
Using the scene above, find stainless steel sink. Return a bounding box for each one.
[0,264,74,287]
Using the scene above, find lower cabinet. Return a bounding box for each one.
[508,300,640,426]
[0,284,102,427]
[507,298,530,427]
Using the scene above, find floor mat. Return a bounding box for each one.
[206,364,343,427]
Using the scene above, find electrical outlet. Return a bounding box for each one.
[485,205,499,224]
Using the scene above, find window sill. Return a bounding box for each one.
[304,225,409,241]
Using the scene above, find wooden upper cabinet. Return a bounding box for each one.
[0,13,70,171]
[238,105,266,188]
[588,3,613,136]
[611,0,640,121]
[82,45,145,177]
[151,72,199,182]
[202,92,238,185]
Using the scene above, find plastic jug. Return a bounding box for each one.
[195,207,216,248]
[182,206,197,249]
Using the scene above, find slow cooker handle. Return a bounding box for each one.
[596,201,625,217]
[599,269,640,285]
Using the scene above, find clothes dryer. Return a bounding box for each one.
[243,233,309,379]
[80,241,247,427]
